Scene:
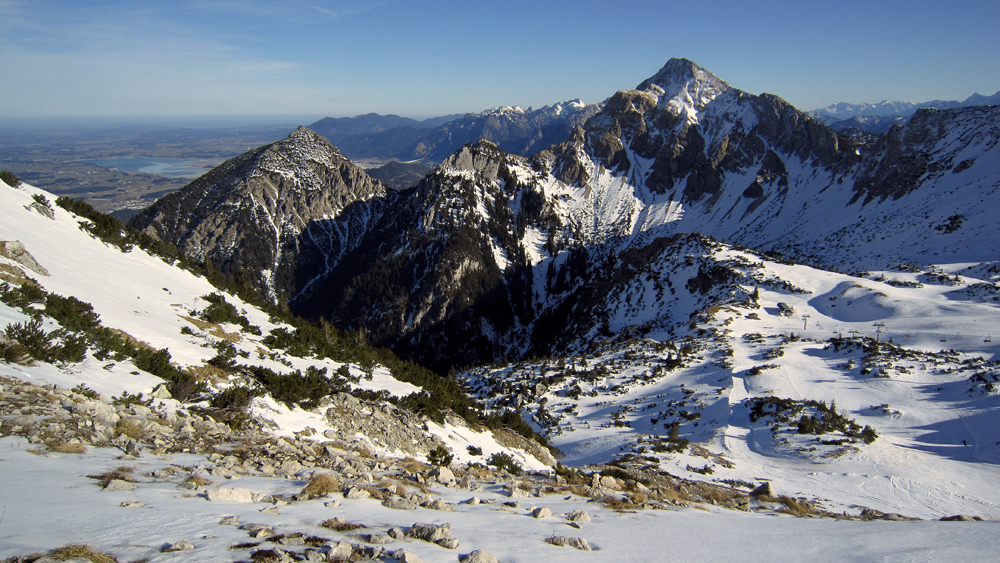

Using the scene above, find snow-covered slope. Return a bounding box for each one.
[462,245,1000,520]
[0,179,549,470]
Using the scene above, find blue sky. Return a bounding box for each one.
[1,0,998,120]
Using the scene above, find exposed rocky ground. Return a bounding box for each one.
[7,370,956,563]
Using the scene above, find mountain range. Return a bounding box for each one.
[810,91,1000,120]
[129,58,1000,372]
[306,101,602,165]
[809,91,1000,134]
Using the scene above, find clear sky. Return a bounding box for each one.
[1,0,998,121]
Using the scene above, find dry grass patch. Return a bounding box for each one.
[263,533,329,547]
[555,484,591,498]
[600,496,638,512]
[250,549,282,562]
[185,473,214,487]
[300,473,341,499]
[401,457,429,473]
[627,491,648,504]
[358,485,392,500]
[689,444,735,469]
[47,440,87,454]
[463,463,494,479]
[320,517,367,532]
[114,418,144,439]
[183,363,229,382]
[49,543,118,563]
[230,542,260,550]
[649,486,688,504]
[181,315,241,342]
[87,466,136,488]
[771,495,822,517]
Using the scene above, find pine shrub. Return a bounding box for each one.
[0,170,21,187]
[486,452,523,475]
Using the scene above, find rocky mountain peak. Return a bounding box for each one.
[128,125,387,300]
[438,141,510,177]
[266,125,348,165]
[286,124,329,145]
[636,58,731,115]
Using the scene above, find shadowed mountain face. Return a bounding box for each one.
[129,59,1000,370]
[365,160,432,190]
[128,126,390,301]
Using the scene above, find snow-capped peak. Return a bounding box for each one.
[637,58,730,112]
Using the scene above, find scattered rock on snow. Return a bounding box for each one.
[150,383,172,400]
[546,536,592,550]
[505,484,529,498]
[344,486,371,500]
[599,476,620,490]
[435,538,459,549]
[328,541,353,560]
[382,498,418,510]
[357,545,386,559]
[103,479,136,492]
[860,508,919,521]
[392,548,423,563]
[459,550,500,563]
[429,465,455,485]
[407,522,453,543]
[565,509,590,522]
[162,540,195,552]
[532,507,552,519]
[422,498,453,511]
[206,487,255,503]
[750,482,775,498]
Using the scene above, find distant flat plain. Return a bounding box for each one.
[0,119,301,214]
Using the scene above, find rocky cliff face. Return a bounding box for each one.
[128,126,388,300]
[292,141,540,368]
[852,106,1000,204]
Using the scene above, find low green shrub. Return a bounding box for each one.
[427,445,454,466]
[0,170,21,187]
[486,452,522,475]
[111,391,153,408]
